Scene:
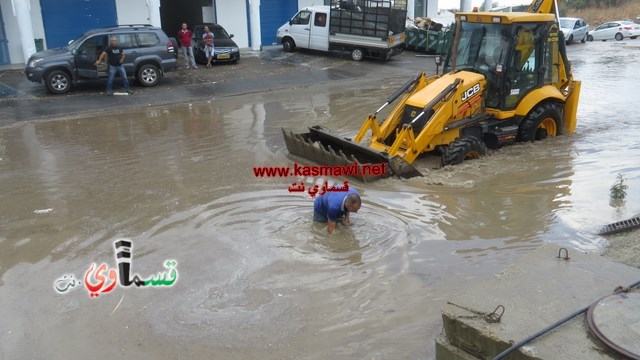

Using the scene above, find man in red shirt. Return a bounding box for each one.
[177,22,197,69]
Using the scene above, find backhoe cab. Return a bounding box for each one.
[282,1,581,182]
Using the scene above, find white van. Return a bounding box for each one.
[276,4,406,61]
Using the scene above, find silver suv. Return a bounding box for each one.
[25,25,178,94]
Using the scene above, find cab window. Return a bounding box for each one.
[314,12,327,27]
[291,11,311,25]
[504,24,543,109]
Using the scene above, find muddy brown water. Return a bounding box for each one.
[1,42,639,359]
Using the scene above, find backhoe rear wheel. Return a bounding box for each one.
[441,137,487,167]
[517,103,563,142]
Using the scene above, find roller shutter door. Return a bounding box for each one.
[40,0,117,48]
[260,0,298,46]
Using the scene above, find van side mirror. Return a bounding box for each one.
[289,20,292,25]
[71,49,77,55]
[230,34,234,38]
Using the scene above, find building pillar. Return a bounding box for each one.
[407,0,414,19]
[249,0,261,50]
[460,0,472,12]
[147,0,161,27]
[427,0,438,17]
[12,0,36,62]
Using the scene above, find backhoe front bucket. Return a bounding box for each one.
[282,126,422,182]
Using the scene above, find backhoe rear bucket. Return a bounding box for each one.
[282,126,422,182]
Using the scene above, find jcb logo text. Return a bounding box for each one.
[461,84,481,102]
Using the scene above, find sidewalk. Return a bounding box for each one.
[0,49,436,126]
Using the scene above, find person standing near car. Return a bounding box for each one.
[178,22,197,69]
[202,26,215,68]
[95,37,132,96]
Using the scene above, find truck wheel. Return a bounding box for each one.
[351,48,365,61]
[282,38,295,52]
[615,33,623,41]
[45,70,71,94]
[517,103,563,142]
[441,137,487,166]
[137,64,160,87]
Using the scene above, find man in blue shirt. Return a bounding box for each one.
[313,188,361,233]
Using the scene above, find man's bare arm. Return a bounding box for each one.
[95,51,107,65]
[327,220,336,233]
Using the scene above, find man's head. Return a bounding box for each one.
[110,37,118,46]
[344,194,361,213]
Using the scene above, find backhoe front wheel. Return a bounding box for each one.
[518,103,563,142]
[441,137,487,167]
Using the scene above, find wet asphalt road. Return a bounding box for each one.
[1,40,640,359]
[0,48,438,126]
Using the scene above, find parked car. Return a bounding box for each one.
[587,21,640,41]
[559,17,589,44]
[25,25,178,94]
[191,23,240,64]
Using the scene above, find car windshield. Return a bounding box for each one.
[451,22,511,72]
[212,27,230,39]
[199,26,231,40]
[560,19,575,28]
[67,33,90,50]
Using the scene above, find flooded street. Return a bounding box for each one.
[1,41,639,359]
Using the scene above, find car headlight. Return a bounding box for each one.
[28,58,43,68]
[231,47,239,53]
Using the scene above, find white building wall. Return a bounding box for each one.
[298,0,320,8]
[2,0,45,64]
[215,0,249,48]
[115,0,150,24]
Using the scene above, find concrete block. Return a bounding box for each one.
[436,334,481,360]
[438,243,640,359]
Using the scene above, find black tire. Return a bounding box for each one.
[282,38,295,52]
[517,103,563,142]
[587,34,594,42]
[566,34,573,45]
[351,48,365,61]
[631,36,638,39]
[581,34,587,43]
[45,70,71,94]
[137,64,160,87]
[441,137,487,167]
[615,32,623,41]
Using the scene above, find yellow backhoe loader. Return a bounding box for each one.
[282,0,581,182]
